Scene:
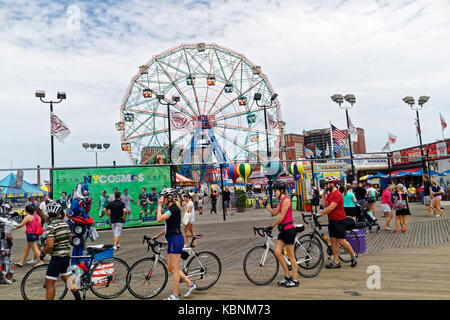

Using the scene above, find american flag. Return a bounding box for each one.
[331,124,346,142]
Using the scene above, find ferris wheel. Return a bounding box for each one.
[118,43,282,180]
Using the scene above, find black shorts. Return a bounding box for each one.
[368,198,376,204]
[46,256,71,280]
[328,219,347,239]
[311,199,320,206]
[277,228,296,245]
[344,207,357,217]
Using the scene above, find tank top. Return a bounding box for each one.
[25,214,39,234]
[164,204,182,238]
[278,196,294,231]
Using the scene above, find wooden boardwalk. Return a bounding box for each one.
[1,202,449,300]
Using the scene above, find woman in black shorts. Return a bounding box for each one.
[152,188,196,300]
[393,184,410,233]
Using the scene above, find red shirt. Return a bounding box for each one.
[327,189,346,221]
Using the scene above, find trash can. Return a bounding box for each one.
[346,228,366,254]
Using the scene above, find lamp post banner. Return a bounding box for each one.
[50,112,71,143]
[52,166,170,229]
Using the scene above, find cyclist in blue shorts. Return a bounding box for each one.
[151,188,196,300]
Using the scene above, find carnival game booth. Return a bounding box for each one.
[0,173,47,206]
[176,173,196,187]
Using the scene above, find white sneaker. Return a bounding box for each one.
[184,283,197,297]
[164,294,180,300]
[26,259,38,265]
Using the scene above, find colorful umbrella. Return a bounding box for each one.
[227,164,239,183]
[237,163,253,183]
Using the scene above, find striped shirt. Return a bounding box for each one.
[45,218,71,257]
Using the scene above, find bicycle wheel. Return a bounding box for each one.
[339,230,359,263]
[89,257,129,299]
[21,264,68,300]
[185,251,222,290]
[295,239,324,278]
[297,233,324,250]
[126,257,168,299]
[243,245,279,285]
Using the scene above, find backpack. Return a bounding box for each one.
[34,214,44,236]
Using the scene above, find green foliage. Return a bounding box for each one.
[235,189,247,209]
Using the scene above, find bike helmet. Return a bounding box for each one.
[324,176,339,183]
[47,201,62,218]
[272,182,287,191]
[160,187,178,198]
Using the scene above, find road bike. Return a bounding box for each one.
[21,245,129,300]
[126,235,222,299]
[297,213,360,263]
[243,225,324,285]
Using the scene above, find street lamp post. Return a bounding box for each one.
[157,94,181,188]
[331,94,356,183]
[403,96,429,175]
[254,92,278,207]
[35,90,66,168]
[82,143,110,167]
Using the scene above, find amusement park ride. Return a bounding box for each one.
[117,43,282,184]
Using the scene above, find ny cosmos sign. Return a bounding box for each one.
[83,173,145,185]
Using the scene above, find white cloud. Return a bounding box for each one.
[1,0,449,183]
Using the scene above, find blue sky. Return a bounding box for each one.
[0,0,449,183]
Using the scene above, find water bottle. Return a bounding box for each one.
[282,249,287,256]
[322,234,330,244]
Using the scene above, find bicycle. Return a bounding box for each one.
[243,225,324,285]
[297,213,360,263]
[126,234,222,299]
[21,245,129,300]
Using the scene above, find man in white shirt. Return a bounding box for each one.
[108,188,119,203]
[121,188,136,222]
[39,195,49,222]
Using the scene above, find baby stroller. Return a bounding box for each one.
[0,211,18,284]
[357,202,381,234]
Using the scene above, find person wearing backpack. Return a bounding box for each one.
[12,205,44,267]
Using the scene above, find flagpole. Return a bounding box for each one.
[36,92,66,198]
[329,121,334,159]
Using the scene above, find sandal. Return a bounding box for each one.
[13,263,23,267]
[384,227,391,231]
[393,230,399,233]
[33,261,44,267]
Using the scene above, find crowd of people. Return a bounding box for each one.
[311,173,446,233]
[2,172,446,300]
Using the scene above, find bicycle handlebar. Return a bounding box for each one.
[301,213,323,230]
[142,235,166,254]
[253,227,273,238]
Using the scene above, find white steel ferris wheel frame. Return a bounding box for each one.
[119,43,282,167]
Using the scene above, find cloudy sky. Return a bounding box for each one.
[1,0,449,183]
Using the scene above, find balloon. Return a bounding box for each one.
[227,164,239,182]
[237,163,253,183]
[263,160,282,177]
[288,161,304,176]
